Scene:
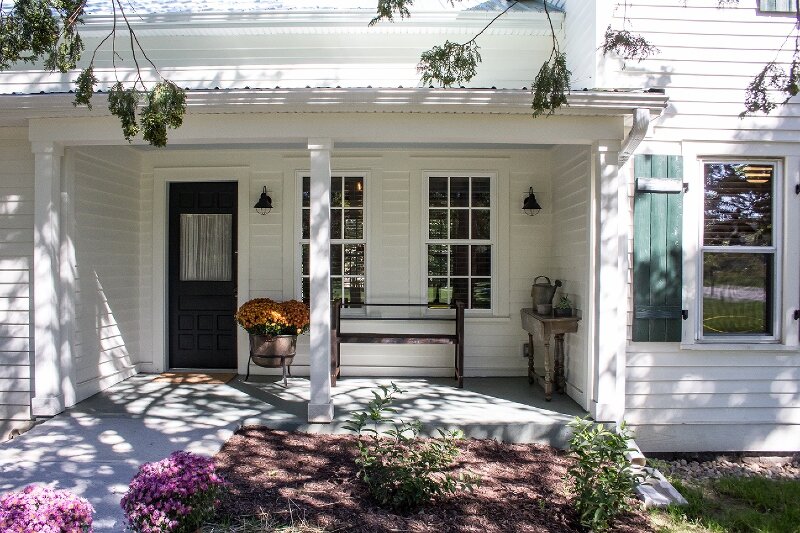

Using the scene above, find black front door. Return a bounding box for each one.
[168,182,237,369]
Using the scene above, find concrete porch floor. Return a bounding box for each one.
[0,373,585,531]
[237,375,586,446]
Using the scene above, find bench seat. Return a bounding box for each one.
[331,300,465,388]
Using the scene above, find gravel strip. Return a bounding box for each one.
[659,456,800,483]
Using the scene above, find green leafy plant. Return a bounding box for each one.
[343,383,479,513]
[555,295,573,310]
[566,417,642,532]
[531,1,570,117]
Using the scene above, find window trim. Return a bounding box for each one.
[296,171,370,306]
[695,159,783,343]
[422,171,498,315]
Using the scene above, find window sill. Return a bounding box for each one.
[628,341,799,353]
[679,342,799,352]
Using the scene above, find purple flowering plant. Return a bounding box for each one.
[0,485,94,532]
[121,451,226,533]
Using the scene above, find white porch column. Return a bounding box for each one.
[307,138,334,423]
[589,140,627,423]
[31,142,66,416]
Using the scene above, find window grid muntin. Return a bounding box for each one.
[426,175,493,310]
[300,175,366,304]
[698,160,781,341]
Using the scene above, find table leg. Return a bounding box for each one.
[554,333,566,393]
[543,336,553,401]
[527,333,535,384]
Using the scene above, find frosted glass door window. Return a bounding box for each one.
[180,214,233,281]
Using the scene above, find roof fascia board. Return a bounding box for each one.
[77,11,562,36]
[2,88,667,118]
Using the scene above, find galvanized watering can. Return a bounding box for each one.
[531,276,561,308]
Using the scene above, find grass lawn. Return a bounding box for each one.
[650,477,800,533]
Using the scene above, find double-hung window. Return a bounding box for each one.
[300,175,366,304]
[425,174,493,310]
[700,161,780,340]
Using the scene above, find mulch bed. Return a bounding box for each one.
[214,427,654,533]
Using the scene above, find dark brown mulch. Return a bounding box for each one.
[214,426,654,533]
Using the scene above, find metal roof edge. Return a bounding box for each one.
[0,88,668,122]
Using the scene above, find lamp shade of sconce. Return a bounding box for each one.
[522,187,542,216]
[254,186,273,215]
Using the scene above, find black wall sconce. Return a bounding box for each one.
[522,187,542,216]
[254,186,273,215]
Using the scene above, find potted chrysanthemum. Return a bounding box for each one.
[235,298,310,382]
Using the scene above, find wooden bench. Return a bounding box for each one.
[330,300,465,388]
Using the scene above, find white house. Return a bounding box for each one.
[0,0,797,452]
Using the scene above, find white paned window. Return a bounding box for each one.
[758,0,796,12]
[300,175,366,304]
[426,174,493,310]
[699,161,781,341]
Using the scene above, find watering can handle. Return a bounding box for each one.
[533,276,551,285]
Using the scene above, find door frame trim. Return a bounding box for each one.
[152,167,251,374]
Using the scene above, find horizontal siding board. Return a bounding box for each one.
[627,379,800,395]
[0,405,31,420]
[0,377,30,392]
[627,393,800,409]
[627,365,799,381]
[627,352,800,367]
[0,365,30,379]
[625,407,800,425]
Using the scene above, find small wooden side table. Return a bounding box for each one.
[520,308,581,401]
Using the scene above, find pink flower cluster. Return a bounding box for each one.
[0,485,94,532]
[120,451,225,533]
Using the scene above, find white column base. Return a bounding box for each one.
[308,402,334,423]
[590,400,621,423]
[32,394,65,417]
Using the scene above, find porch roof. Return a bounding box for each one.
[0,87,668,129]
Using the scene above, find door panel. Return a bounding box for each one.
[168,182,238,369]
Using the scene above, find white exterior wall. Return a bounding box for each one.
[550,145,592,408]
[0,128,34,438]
[596,0,800,451]
[0,12,559,95]
[141,147,559,380]
[70,147,141,401]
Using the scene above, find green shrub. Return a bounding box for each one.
[566,417,642,532]
[343,383,479,513]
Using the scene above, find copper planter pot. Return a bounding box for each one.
[246,334,296,385]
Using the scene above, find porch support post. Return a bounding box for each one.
[31,141,67,416]
[307,138,334,423]
[589,140,627,423]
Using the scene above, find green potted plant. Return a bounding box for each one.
[553,295,573,318]
[235,298,310,382]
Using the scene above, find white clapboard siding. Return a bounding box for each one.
[595,0,800,451]
[72,148,142,401]
[0,19,555,94]
[604,0,800,142]
[549,145,591,407]
[0,128,34,438]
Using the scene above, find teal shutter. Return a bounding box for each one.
[632,154,684,342]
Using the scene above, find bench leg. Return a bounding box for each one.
[245,355,252,381]
[456,342,464,388]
